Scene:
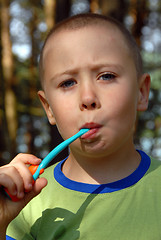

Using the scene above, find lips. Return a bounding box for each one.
[80,122,102,139]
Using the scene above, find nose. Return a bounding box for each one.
[79,82,101,111]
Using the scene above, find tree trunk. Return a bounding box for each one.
[44,0,56,31]
[129,0,147,46]
[0,0,17,160]
[55,0,71,23]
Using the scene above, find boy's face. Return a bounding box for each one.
[39,25,150,157]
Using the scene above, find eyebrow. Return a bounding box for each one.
[50,63,124,81]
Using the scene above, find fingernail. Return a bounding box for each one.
[25,183,33,193]
[28,183,33,190]
[18,192,24,198]
[35,158,42,162]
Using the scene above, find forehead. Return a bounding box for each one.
[43,24,131,66]
[43,22,130,56]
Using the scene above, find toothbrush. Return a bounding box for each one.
[31,128,90,180]
[5,128,90,201]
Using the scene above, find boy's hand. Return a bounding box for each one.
[0,153,47,233]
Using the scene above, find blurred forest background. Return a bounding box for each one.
[0,0,161,166]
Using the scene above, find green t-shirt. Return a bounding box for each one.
[6,150,161,240]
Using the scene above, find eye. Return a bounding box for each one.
[60,79,76,88]
[98,73,116,81]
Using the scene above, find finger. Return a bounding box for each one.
[20,178,48,207]
[0,167,24,199]
[10,154,42,192]
[10,161,35,193]
[0,173,17,196]
[11,153,42,165]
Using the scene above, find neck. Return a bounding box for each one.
[62,144,141,184]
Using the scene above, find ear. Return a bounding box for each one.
[137,73,151,111]
[38,90,56,125]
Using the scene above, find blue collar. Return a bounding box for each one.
[54,150,151,194]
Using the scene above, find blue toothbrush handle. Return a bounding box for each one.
[33,128,89,180]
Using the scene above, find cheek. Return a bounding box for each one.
[49,96,77,137]
[107,86,138,126]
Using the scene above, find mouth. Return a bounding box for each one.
[80,122,102,139]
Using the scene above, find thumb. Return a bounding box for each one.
[21,178,48,207]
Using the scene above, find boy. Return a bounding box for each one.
[1,13,160,239]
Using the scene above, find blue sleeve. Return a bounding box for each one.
[6,236,15,240]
